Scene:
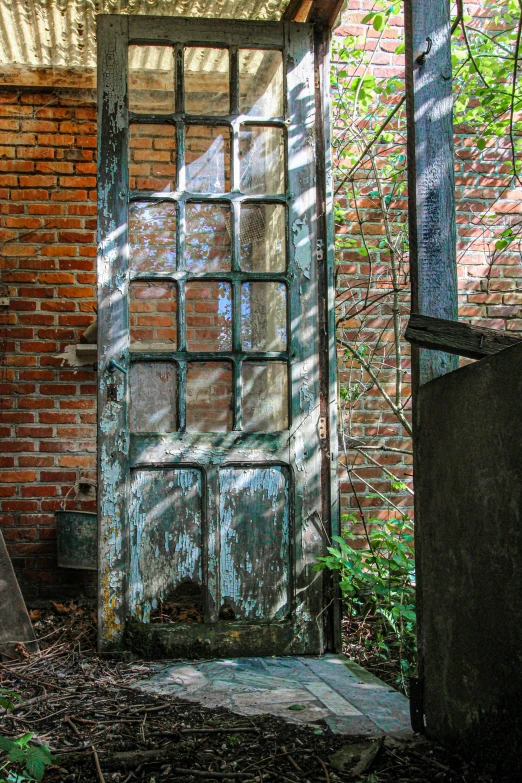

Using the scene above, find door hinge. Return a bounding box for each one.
[319,417,327,440]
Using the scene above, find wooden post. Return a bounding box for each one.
[404,0,459,732]
[405,0,459,386]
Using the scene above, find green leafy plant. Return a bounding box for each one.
[316,514,416,692]
[0,690,56,783]
[0,691,21,713]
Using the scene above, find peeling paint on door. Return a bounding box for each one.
[219,467,289,621]
[128,468,202,621]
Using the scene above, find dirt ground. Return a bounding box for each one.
[0,603,499,783]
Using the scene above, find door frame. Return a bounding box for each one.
[96,13,339,653]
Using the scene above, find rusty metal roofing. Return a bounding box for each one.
[0,1,292,68]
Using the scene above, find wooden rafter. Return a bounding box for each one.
[285,0,346,26]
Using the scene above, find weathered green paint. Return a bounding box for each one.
[286,20,323,652]
[219,467,290,620]
[97,14,130,644]
[98,15,328,655]
[56,511,97,571]
[314,23,340,652]
[129,468,202,621]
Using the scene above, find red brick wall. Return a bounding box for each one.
[334,2,522,530]
[1,5,520,596]
[0,88,97,601]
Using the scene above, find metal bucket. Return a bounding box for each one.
[55,511,97,571]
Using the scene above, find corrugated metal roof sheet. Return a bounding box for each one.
[0,1,291,68]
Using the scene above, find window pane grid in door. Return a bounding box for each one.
[127,40,290,435]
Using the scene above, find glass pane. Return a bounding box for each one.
[239,126,284,194]
[240,204,285,271]
[185,125,231,193]
[184,47,229,115]
[129,124,176,192]
[186,281,232,352]
[239,49,283,118]
[186,203,232,273]
[128,45,175,114]
[129,202,177,277]
[186,362,233,432]
[241,282,286,351]
[130,363,177,433]
[130,281,177,347]
[242,362,288,432]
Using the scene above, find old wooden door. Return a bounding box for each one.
[97,13,329,655]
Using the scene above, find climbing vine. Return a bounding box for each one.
[328,0,522,683]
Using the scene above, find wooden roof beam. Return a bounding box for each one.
[284,0,346,27]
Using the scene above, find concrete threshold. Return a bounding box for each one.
[133,654,412,736]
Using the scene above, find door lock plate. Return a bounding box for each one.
[107,383,118,402]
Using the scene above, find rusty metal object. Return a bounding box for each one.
[56,511,97,571]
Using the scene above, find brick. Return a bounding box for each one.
[39,412,76,424]
[51,190,88,202]
[19,175,56,187]
[18,456,54,467]
[37,134,75,146]
[21,486,58,498]
[17,426,53,438]
[0,470,36,482]
[59,455,95,468]
[40,384,77,395]
[41,471,76,482]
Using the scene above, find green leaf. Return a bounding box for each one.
[394,43,405,54]
[0,738,15,753]
[373,13,385,31]
[287,704,307,711]
[7,748,26,765]
[24,747,54,783]
[476,137,487,150]
[13,736,32,749]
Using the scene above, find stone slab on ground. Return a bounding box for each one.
[134,653,412,736]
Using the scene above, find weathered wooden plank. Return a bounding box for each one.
[76,343,97,358]
[405,313,522,361]
[130,431,291,468]
[314,22,341,652]
[80,318,97,344]
[405,0,459,385]
[123,619,307,658]
[128,16,285,47]
[0,532,37,659]
[283,0,307,22]
[286,21,323,653]
[128,469,202,622]
[97,14,130,648]
[308,1,346,26]
[219,467,290,621]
